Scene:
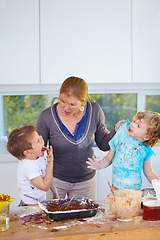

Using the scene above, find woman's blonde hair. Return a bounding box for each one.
[59,76,91,107]
[134,111,160,147]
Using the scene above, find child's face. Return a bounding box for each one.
[29,131,45,159]
[128,118,149,142]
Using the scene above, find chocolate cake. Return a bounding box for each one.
[46,198,99,212]
[38,198,99,220]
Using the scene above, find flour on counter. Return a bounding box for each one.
[53,225,68,230]
[13,206,41,218]
[32,225,48,230]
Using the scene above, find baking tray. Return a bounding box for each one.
[38,197,99,221]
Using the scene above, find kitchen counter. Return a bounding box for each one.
[1,201,160,240]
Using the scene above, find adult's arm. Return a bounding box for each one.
[94,103,125,151]
[94,103,116,151]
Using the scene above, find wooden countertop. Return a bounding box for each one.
[1,202,160,240]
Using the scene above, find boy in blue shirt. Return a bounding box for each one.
[87,111,160,190]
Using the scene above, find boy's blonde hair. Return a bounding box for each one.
[7,125,36,160]
[134,111,160,147]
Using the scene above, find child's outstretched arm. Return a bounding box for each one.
[143,159,160,183]
[86,149,114,170]
[30,146,53,191]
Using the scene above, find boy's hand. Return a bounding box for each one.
[86,156,102,170]
[46,146,53,165]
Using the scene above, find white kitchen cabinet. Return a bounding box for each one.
[0,155,20,208]
[40,0,131,84]
[132,0,160,83]
[0,0,39,84]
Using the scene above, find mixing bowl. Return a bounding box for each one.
[105,188,142,220]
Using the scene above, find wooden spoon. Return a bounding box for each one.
[50,183,60,200]
[108,182,117,217]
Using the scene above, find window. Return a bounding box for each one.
[2,93,160,136]
[3,95,58,135]
[90,94,137,130]
[146,95,160,113]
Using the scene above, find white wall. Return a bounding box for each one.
[0,155,19,208]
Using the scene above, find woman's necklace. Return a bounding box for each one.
[51,102,92,145]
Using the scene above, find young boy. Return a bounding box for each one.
[87,111,160,190]
[7,125,55,205]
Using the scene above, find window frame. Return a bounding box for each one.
[0,84,160,137]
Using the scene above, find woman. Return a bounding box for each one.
[36,76,125,200]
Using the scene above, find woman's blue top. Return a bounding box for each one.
[54,102,88,141]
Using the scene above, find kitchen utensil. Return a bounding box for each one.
[50,182,60,200]
[106,188,142,220]
[141,188,156,208]
[38,197,99,221]
[63,195,75,210]
[107,182,118,217]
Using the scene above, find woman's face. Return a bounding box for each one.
[59,93,83,116]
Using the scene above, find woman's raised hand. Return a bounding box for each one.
[114,119,126,132]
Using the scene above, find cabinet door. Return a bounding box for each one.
[0,157,20,208]
[0,0,39,84]
[132,0,160,83]
[40,0,131,84]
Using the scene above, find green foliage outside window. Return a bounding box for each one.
[146,95,160,113]
[3,94,160,136]
[90,94,137,130]
[4,95,47,135]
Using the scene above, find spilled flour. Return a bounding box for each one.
[50,210,106,231]
[16,203,120,231]
[28,209,106,231]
